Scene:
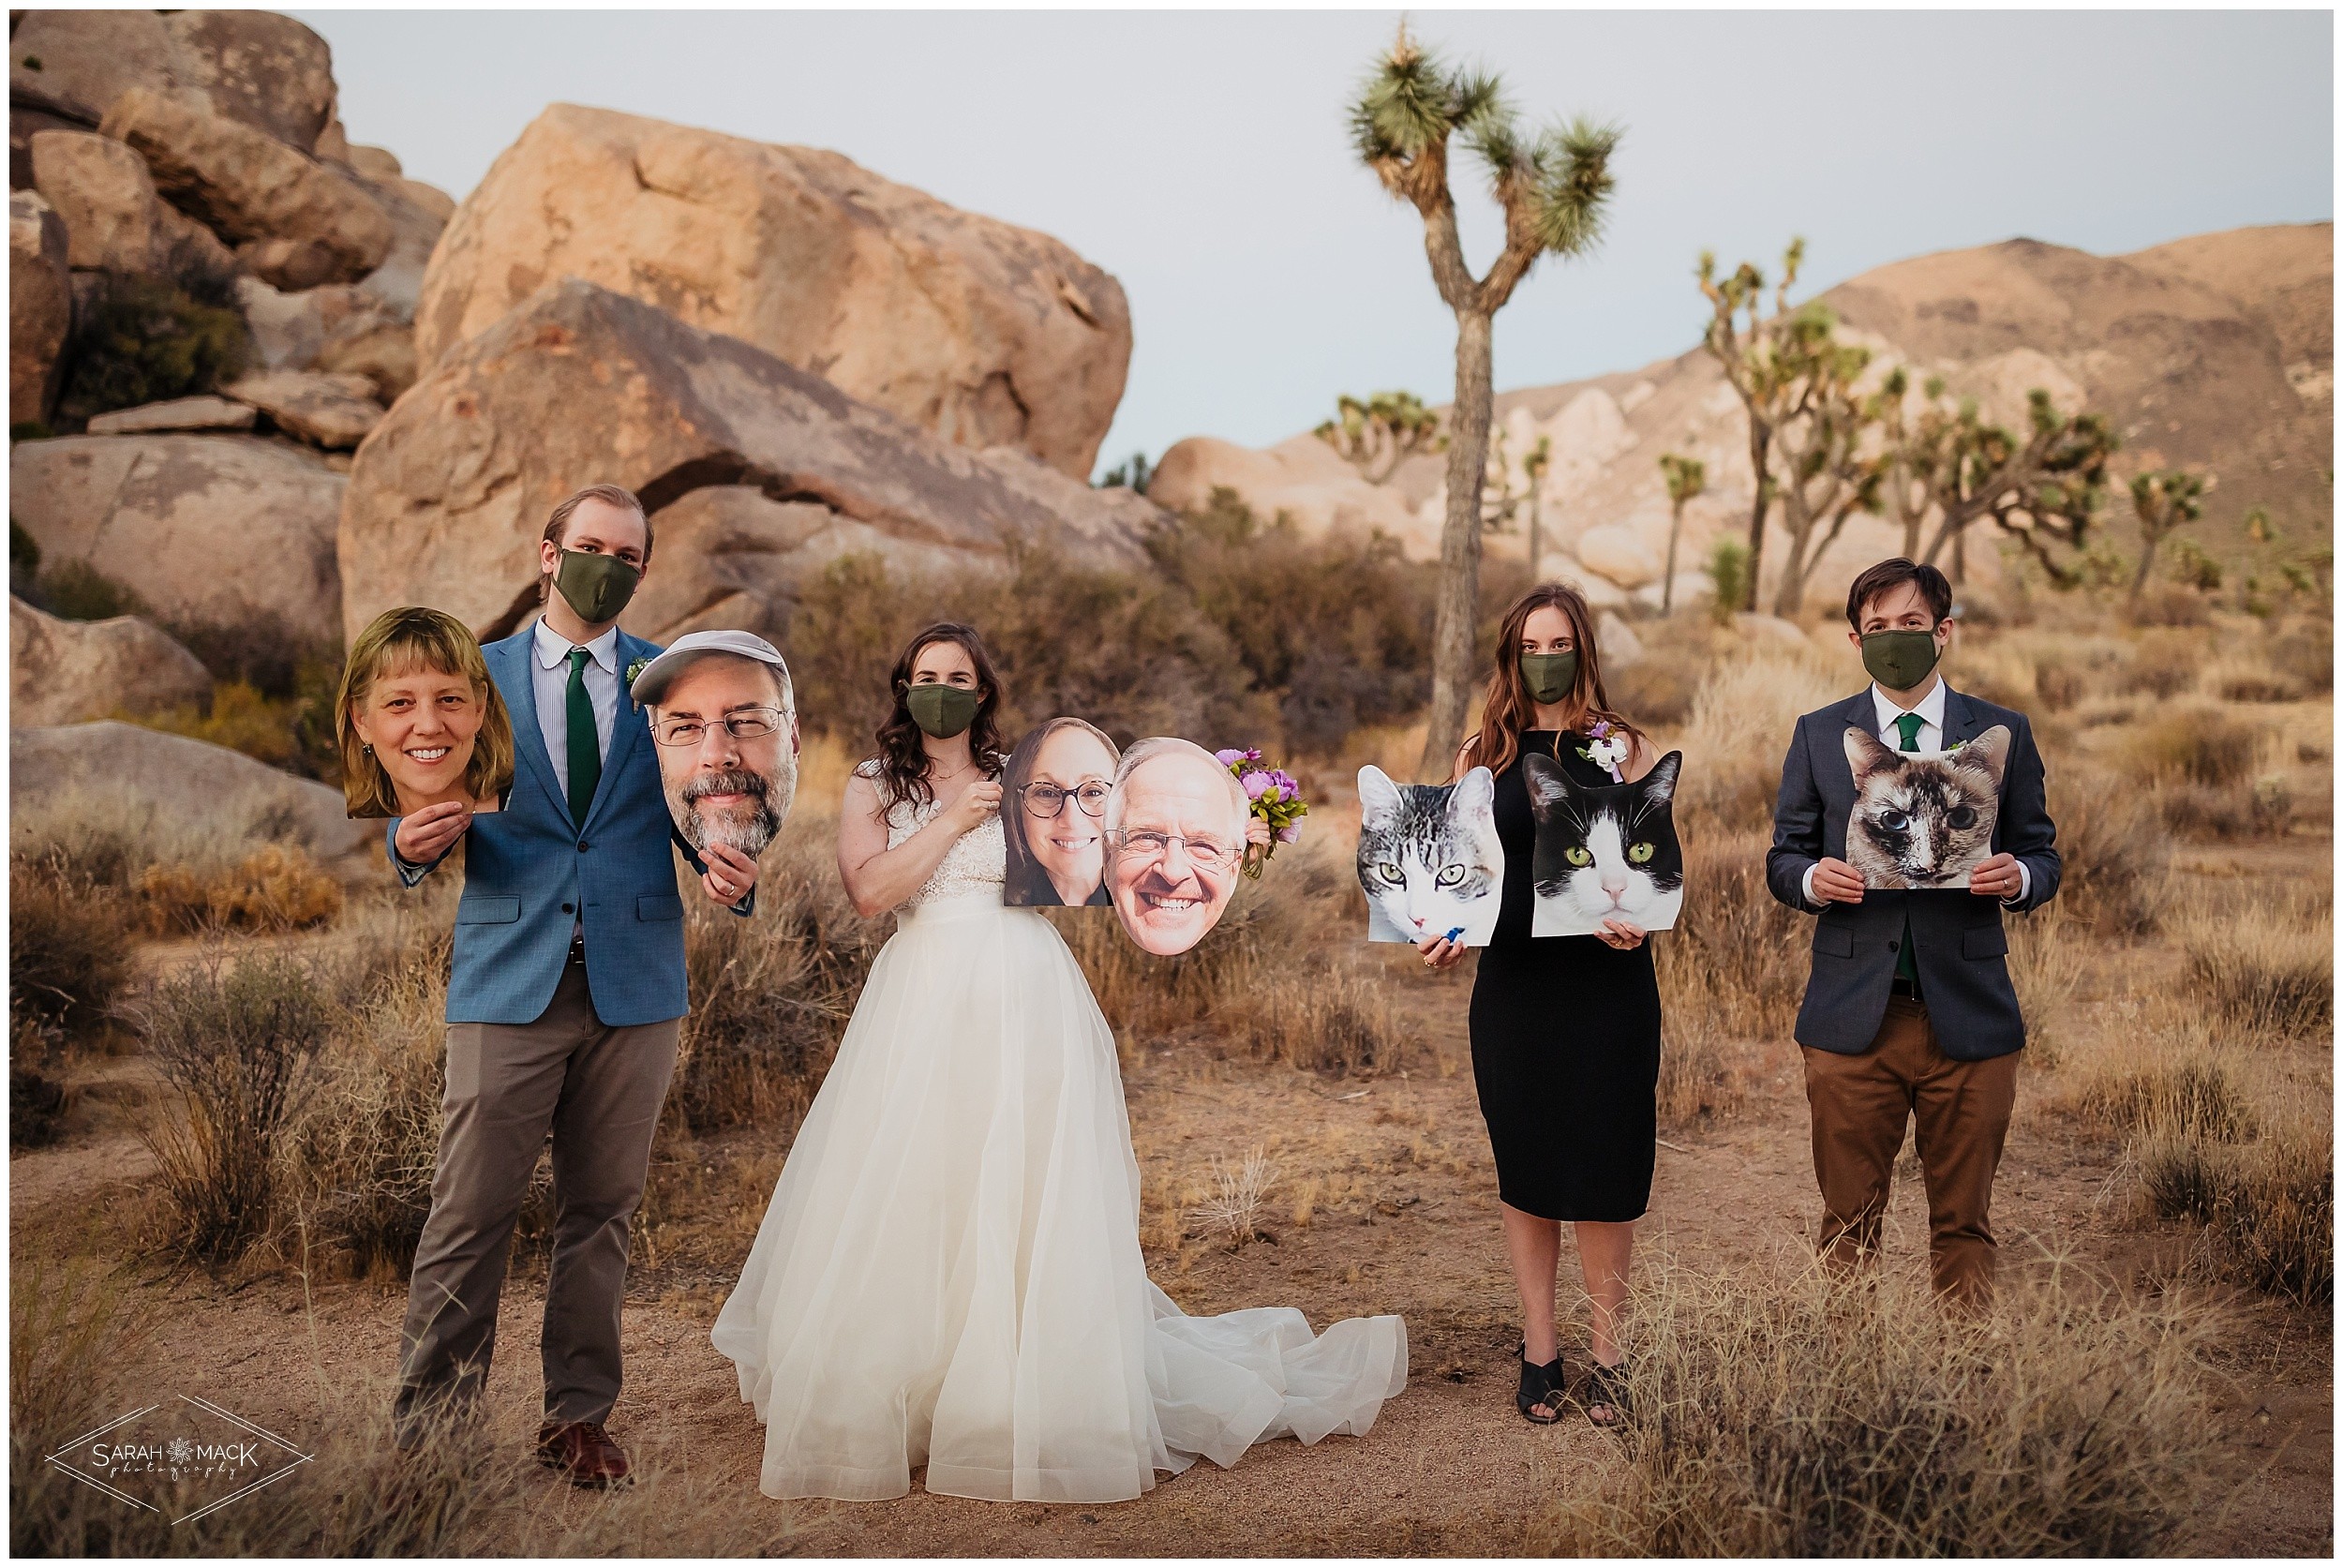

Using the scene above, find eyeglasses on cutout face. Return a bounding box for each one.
[652,708,784,748]
[1103,828,1241,872]
[1021,781,1109,819]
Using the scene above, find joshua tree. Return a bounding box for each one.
[1097,451,1154,493]
[1871,367,1955,559]
[1314,391,1443,485]
[1765,306,1886,617]
[2127,469,2208,605]
[1518,434,1553,575]
[1656,451,1706,613]
[1916,389,2117,586]
[1698,239,1806,611]
[1351,23,1619,776]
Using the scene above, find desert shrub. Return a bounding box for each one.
[1238,960,1406,1077]
[1654,839,1806,1045]
[136,843,344,935]
[2170,887,2332,1035]
[1534,1259,2220,1556]
[2116,628,2203,696]
[2032,659,2086,711]
[2210,660,2302,704]
[8,861,134,1043]
[136,948,337,1261]
[2264,620,2332,693]
[56,271,249,424]
[2130,584,2213,629]
[2124,704,2259,787]
[1704,537,1750,625]
[2134,1117,2333,1305]
[126,679,306,769]
[31,556,149,621]
[669,814,880,1134]
[2067,1045,2253,1143]
[2155,780,2257,840]
[2043,766,2167,935]
[2003,911,2083,1064]
[1609,641,1704,728]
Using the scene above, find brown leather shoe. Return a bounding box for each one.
[534,1420,632,1488]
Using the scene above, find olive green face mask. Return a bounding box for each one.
[905,682,979,739]
[1859,629,1942,693]
[553,548,642,624]
[1520,650,1579,706]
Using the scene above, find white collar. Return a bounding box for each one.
[1870,675,1948,738]
[534,617,620,671]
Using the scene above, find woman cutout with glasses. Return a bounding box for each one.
[710,623,1409,1506]
[1002,716,1119,907]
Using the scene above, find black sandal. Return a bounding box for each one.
[1515,1342,1565,1425]
[1582,1359,1630,1428]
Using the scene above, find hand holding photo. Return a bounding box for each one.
[1003,717,1120,907]
[1356,765,1503,947]
[631,630,801,862]
[1217,747,1309,877]
[1525,751,1685,937]
[1103,737,1249,956]
[1842,724,2010,889]
[338,606,515,819]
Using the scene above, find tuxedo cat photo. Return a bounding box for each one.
[1841,724,2011,889]
[1524,751,1685,937]
[1355,764,1504,947]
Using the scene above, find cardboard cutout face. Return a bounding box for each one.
[1355,764,1503,946]
[650,655,798,860]
[1525,751,1686,936]
[1003,718,1120,908]
[1842,724,2009,889]
[1103,739,1249,956]
[347,665,508,817]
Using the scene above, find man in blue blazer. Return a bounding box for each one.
[1768,559,2060,1307]
[387,484,761,1486]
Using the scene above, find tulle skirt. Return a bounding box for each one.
[709,892,1409,1503]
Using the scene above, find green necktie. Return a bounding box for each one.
[566,646,602,826]
[1894,711,1923,988]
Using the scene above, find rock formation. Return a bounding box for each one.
[9,596,213,724]
[9,189,70,424]
[340,278,1161,644]
[414,104,1131,478]
[10,433,346,644]
[27,127,235,277]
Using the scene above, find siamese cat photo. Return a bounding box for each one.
[1842,724,2011,889]
[1355,764,1504,947]
[1524,752,1685,937]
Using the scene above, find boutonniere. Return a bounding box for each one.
[623,656,649,710]
[1577,719,1628,783]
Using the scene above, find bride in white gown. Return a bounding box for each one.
[711,623,1408,1504]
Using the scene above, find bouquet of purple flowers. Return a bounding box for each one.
[1215,747,1307,879]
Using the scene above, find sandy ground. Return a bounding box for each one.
[14,980,2331,1556]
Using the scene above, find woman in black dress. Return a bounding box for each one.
[1418,584,1663,1426]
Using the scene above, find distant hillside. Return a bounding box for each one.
[1151,222,2332,609]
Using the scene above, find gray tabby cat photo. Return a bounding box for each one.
[1355,765,1503,947]
[1842,724,2012,889]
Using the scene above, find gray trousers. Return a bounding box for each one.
[395,959,679,1441]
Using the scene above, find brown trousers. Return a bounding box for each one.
[395,961,679,1443]
[1800,996,2018,1305]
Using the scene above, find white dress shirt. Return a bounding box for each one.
[532,618,619,787]
[1802,676,2028,907]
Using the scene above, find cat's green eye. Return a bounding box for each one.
[1564,846,1593,868]
[1435,865,1464,888]
[1628,842,1655,863]
[1378,862,1404,885]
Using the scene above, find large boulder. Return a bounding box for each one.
[9,433,345,645]
[414,104,1129,478]
[85,395,256,435]
[100,86,393,289]
[339,278,1159,643]
[7,9,336,153]
[28,128,235,278]
[11,721,370,861]
[9,190,70,426]
[222,368,382,449]
[9,597,213,725]
[349,172,451,323]
[1147,434,1432,552]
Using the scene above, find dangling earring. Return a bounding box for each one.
[362,742,373,754]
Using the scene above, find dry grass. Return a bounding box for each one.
[1192,1145,1279,1248]
[2133,1115,2333,1305]
[8,862,137,1046]
[1673,644,1845,830]
[2061,1022,2255,1144]
[1532,1255,2225,1556]
[1654,838,1806,1047]
[135,844,344,935]
[2042,765,2168,935]
[2169,883,2333,1035]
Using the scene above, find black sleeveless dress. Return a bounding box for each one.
[1467,729,1663,1223]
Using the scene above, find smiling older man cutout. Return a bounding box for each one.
[1102,736,1252,957]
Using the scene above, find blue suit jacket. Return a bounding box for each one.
[386,629,742,1028]
[1765,684,2060,1060]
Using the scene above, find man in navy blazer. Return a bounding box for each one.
[1768,559,2059,1306]
[387,484,761,1486]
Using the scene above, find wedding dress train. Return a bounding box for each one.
[710,785,1407,1502]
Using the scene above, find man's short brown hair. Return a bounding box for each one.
[1844,558,1952,631]
[538,484,651,603]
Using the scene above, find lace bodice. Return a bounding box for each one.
[865,763,1006,908]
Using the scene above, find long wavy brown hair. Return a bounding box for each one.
[869,621,1007,810]
[1455,583,1643,781]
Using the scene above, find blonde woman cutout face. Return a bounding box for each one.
[1021,724,1118,906]
[351,664,497,814]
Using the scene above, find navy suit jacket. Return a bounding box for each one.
[1766,684,2060,1060]
[386,629,747,1027]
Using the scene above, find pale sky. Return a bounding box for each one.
[294,8,2334,478]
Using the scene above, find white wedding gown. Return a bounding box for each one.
[710,781,1408,1503]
